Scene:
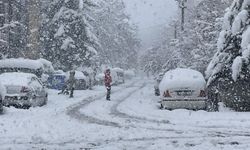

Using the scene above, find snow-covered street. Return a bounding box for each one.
[0,77,250,150]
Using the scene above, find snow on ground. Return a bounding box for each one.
[1,77,250,150]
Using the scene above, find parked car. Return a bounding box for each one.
[0,72,48,108]
[66,71,89,90]
[159,68,208,110]
[112,68,125,84]
[47,70,67,90]
[0,58,44,77]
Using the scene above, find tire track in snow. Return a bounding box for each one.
[66,79,142,128]
[110,84,171,125]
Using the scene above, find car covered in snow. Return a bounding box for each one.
[0,58,44,77]
[112,68,125,85]
[47,70,67,90]
[159,68,208,110]
[0,58,55,83]
[0,73,48,108]
[66,71,90,90]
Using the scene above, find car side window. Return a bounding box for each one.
[30,77,42,87]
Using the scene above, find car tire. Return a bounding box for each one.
[42,94,48,106]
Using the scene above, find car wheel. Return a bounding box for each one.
[42,94,48,106]
[0,107,3,114]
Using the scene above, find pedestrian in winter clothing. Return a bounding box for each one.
[104,69,112,101]
[59,70,76,97]
[68,70,76,98]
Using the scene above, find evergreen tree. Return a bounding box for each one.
[40,0,99,70]
[206,0,250,111]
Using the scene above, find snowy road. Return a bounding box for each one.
[1,78,250,150]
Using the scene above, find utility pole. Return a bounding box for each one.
[176,0,187,31]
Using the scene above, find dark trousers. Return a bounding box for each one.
[70,87,74,98]
[106,86,111,100]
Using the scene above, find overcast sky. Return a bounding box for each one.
[123,0,178,49]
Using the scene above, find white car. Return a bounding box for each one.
[66,71,90,90]
[159,68,208,110]
[0,73,48,108]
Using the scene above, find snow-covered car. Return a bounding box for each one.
[0,58,44,78]
[159,68,208,110]
[0,73,48,108]
[47,70,67,90]
[0,58,55,84]
[66,71,89,90]
[124,69,136,79]
[112,68,125,84]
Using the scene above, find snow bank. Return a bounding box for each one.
[159,68,206,93]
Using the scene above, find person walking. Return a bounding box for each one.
[68,70,76,98]
[104,69,112,101]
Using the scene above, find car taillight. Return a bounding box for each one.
[21,86,30,93]
[163,90,171,97]
[199,90,206,97]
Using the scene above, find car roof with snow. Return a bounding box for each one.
[66,71,87,80]
[0,58,44,70]
[112,68,124,73]
[159,68,206,91]
[0,72,38,86]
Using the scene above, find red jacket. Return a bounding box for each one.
[104,72,112,87]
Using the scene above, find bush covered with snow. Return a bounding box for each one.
[206,0,250,111]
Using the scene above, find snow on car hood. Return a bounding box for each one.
[159,68,206,93]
